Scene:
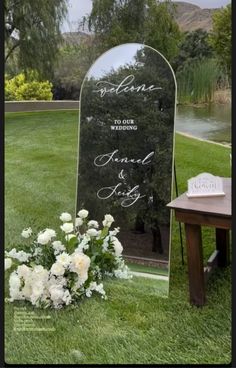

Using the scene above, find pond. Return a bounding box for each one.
[175,104,231,144]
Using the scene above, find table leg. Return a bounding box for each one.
[216,228,230,267]
[185,223,206,306]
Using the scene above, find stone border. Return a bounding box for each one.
[5,100,79,113]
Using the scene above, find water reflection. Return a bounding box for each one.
[176,104,231,144]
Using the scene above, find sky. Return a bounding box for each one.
[62,0,231,32]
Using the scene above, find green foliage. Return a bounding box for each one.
[5,0,67,78]
[177,58,219,104]
[84,0,181,62]
[5,72,53,101]
[209,4,231,78]
[53,37,100,100]
[173,29,213,72]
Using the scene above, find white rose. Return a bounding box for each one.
[86,228,98,237]
[77,209,89,218]
[50,262,65,276]
[60,212,72,222]
[45,228,56,238]
[60,222,74,234]
[5,258,12,271]
[56,252,71,267]
[102,214,114,228]
[75,217,83,227]
[70,253,90,284]
[112,237,123,256]
[88,220,99,229]
[37,232,51,245]
[21,227,33,238]
[6,248,31,262]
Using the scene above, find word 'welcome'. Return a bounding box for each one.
[93,75,162,97]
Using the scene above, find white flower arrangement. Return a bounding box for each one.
[5,210,132,309]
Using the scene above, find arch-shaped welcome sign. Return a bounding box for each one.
[76,43,176,290]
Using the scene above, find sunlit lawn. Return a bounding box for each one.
[5,111,231,365]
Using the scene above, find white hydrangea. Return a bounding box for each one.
[49,284,65,307]
[60,212,72,222]
[77,209,89,219]
[102,214,114,228]
[85,281,106,299]
[21,227,33,238]
[88,220,99,229]
[75,217,83,227]
[56,252,71,267]
[5,258,12,271]
[76,236,90,253]
[52,241,65,255]
[60,222,74,234]
[86,228,98,237]
[6,248,31,263]
[114,259,132,279]
[17,264,31,279]
[114,267,132,279]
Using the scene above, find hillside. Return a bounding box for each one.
[173,1,218,32]
[62,1,222,42]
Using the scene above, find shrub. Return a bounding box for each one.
[5,73,53,101]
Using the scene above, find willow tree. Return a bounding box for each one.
[5,0,68,78]
[84,0,181,62]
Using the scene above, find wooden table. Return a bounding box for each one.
[167,177,231,306]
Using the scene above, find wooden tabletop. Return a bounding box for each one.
[167,177,231,217]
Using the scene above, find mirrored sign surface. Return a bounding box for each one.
[76,43,176,288]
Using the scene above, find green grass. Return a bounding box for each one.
[127,262,169,276]
[5,111,231,365]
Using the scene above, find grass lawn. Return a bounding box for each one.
[5,110,231,365]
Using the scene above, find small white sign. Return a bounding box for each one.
[187,173,225,198]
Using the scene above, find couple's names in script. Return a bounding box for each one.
[93,74,162,97]
[94,149,154,207]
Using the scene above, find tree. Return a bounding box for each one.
[209,4,231,78]
[52,34,100,100]
[172,29,213,72]
[5,0,68,78]
[83,0,181,62]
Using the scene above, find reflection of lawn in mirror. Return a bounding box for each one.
[126,262,168,276]
[5,110,231,365]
